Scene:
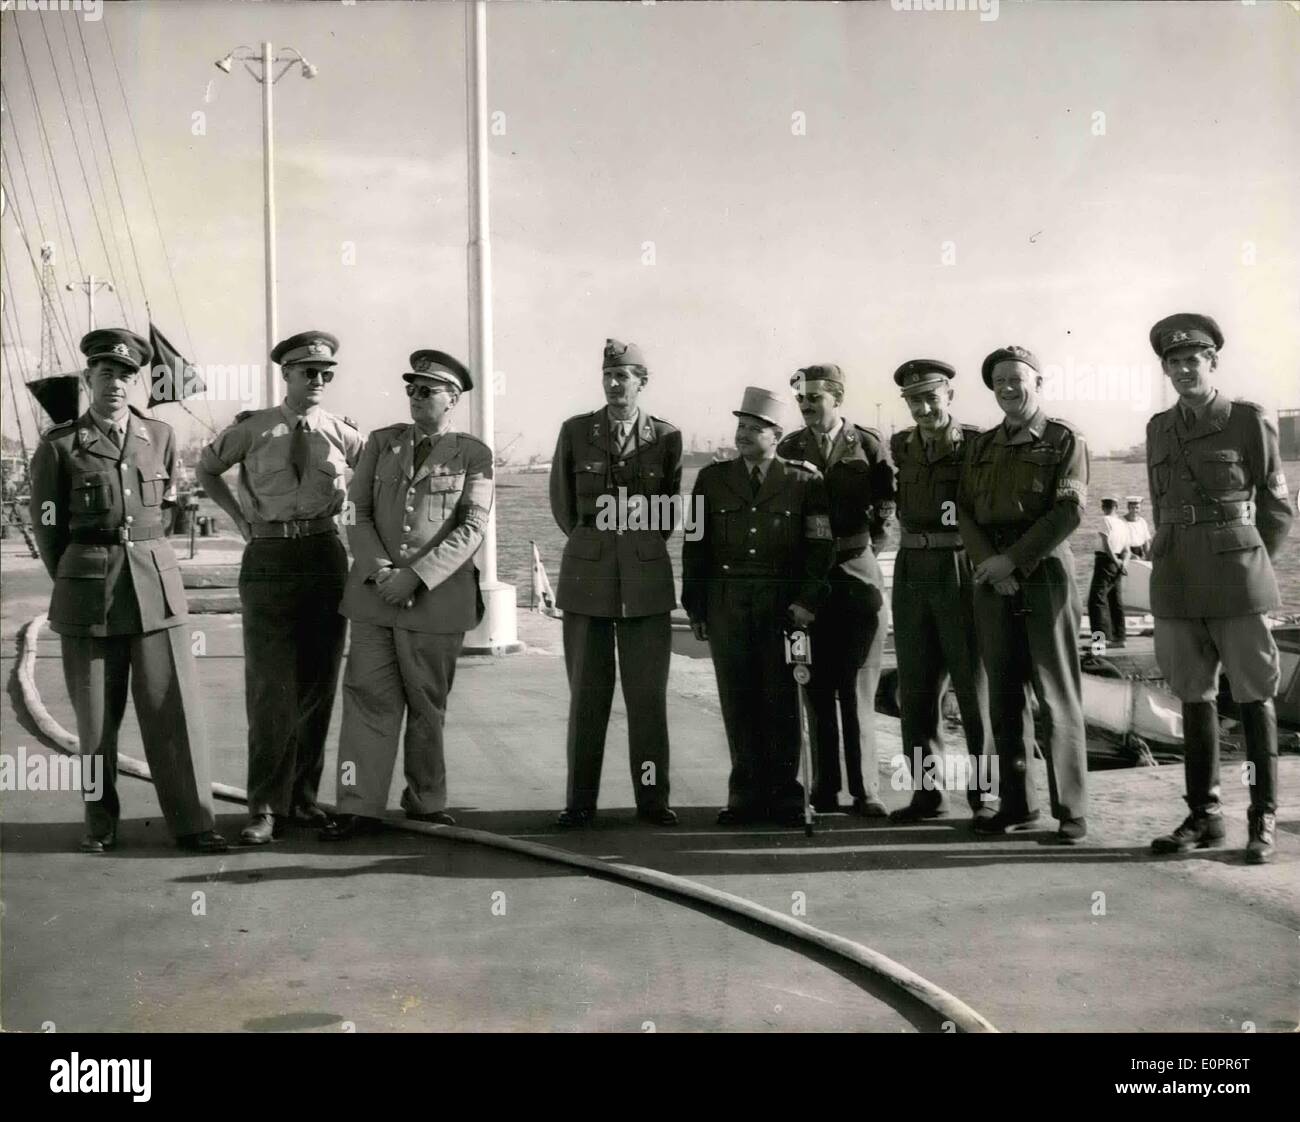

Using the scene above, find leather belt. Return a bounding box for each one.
[249,516,337,539]
[1158,500,1254,526]
[899,531,963,550]
[71,525,165,545]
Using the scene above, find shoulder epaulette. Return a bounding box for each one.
[647,413,679,432]
[233,409,259,424]
[779,456,822,476]
[1231,398,1265,413]
[960,423,982,435]
[42,419,77,440]
[1045,416,1080,434]
[458,432,493,456]
[340,414,360,431]
[853,423,883,443]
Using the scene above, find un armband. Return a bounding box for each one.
[1056,479,1086,505]
[804,513,832,540]
[1267,472,1288,501]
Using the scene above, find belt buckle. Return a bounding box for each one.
[1181,504,1196,525]
[117,525,129,544]
[1241,501,1254,525]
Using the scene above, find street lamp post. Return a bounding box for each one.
[214,43,317,409]
[65,274,115,331]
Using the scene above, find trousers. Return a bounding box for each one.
[1086,553,1126,644]
[562,611,672,813]
[61,626,215,838]
[239,534,347,815]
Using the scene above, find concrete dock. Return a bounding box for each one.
[1,541,1296,1032]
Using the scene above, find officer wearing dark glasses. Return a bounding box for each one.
[196,330,363,845]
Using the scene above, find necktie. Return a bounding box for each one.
[412,435,432,474]
[290,419,311,483]
[750,464,763,495]
[107,424,123,449]
[819,432,832,462]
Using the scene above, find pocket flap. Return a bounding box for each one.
[1019,449,1062,466]
[426,473,465,494]
[566,533,602,561]
[1209,524,1262,553]
[74,472,109,488]
[153,545,180,572]
[1201,449,1242,463]
[578,462,604,474]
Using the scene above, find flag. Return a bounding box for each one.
[27,374,82,426]
[147,322,206,406]
[531,541,559,616]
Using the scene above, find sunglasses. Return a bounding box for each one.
[297,367,335,384]
[406,384,453,400]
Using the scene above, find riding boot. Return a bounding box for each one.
[1151,701,1225,854]
[1239,699,1278,865]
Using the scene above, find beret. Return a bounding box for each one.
[981,345,1041,389]
[271,330,339,367]
[1149,313,1223,357]
[81,328,152,371]
[406,349,472,392]
[790,363,845,391]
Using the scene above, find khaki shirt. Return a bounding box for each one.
[200,403,363,522]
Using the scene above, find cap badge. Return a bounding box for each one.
[112,342,132,359]
[413,357,431,373]
[605,341,627,359]
[1169,330,1191,344]
[309,341,330,356]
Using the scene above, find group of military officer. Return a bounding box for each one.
[31,311,1291,865]
[549,317,1290,863]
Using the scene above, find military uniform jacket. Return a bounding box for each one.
[1146,393,1293,618]
[681,457,833,621]
[891,421,980,535]
[340,425,494,634]
[957,409,1089,575]
[29,407,188,637]
[777,422,894,551]
[549,408,682,617]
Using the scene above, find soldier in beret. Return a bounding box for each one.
[958,345,1090,844]
[196,330,363,844]
[776,364,895,817]
[683,387,834,825]
[886,360,994,824]
[1145,314,1293,864]
[29,329,226,854]
[548,339,683,827]
[321,350,493,840]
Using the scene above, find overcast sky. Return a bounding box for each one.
[2,0,1297,458]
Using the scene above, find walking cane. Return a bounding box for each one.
[784,625,816,838]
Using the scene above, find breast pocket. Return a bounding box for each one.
[138,469,168,506]
[1149,446,1171,496]
[575,463,606,498]
[713,500,746,547]
[426,472,465,519]
[72,472,113,514]
[1196,449,1248,493]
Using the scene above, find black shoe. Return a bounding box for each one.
[288,802,331,826]
[969,804,998,827]
[973,809,1042,836]
[177,830,230,854]
[1054,817,1088,845]
[406,810,457,827]
[851,795,889,819]
[555,808,595,829]
[79,829,117,854]
[636,807,679,827]
[319,814,385,842]
[1246,810,1275,865]
[811,798,843,815]
[239,814,281,845]
[1151,811,1226,854]
[889,800,947,824]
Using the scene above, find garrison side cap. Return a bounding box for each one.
[81,327,152,371]
[271,330,339,368]
[1149,313,1224,357]
[603,337,647,372]
[406,349,472,392]
[790,363,845,392]
[981,344,1040,389]
[893,358,956,396]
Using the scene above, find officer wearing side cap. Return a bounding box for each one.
[548,339,683,828]
[196,330,364,845]
[958,345,1090,844]
[683,387,834,825]
[322,351,493,841]
[776,364,895,817]
[1144,313,1293,865]
[29,328,226,854]
[886,360,994,825]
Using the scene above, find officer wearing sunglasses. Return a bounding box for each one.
[196,330,364,845]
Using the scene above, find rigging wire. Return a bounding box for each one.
[1,244,55,446]
[34,16,132,325]
[57,14,142,326]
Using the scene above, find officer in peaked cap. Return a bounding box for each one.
[28,328,226,854]
[196,329,364,845]
[1144,313,1292,864]
[776,363,895,817]
[886,359,995,825]
[548,338,683,827]
[958,345,1090,844]
[684,386,834,825]
[322,347,492,840]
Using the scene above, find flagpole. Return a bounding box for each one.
[462,0,520,654]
